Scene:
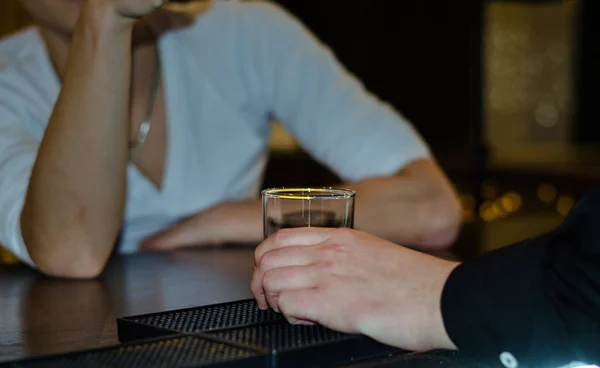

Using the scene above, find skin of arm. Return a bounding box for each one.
[344,159,461,248]
[20,0,159,279]
[142,159,461,251]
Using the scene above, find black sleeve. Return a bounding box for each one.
[441,186,600,368]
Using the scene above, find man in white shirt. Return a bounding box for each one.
[0,0,460,278]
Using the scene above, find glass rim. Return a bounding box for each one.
[261,187,356,200]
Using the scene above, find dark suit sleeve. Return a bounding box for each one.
[441,186,600,368]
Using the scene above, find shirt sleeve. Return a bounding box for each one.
[237,1,432,182]
[441,186,600,368]
[0,102,37,267]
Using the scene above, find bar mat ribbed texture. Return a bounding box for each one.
[124,299,283,333]
[118,298,398,367]
[0,335,266,368]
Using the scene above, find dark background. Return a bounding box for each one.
[264,0,599,258]
[574,0,600,143]
[271,0,484,171]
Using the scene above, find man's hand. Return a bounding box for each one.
[104,0,212,22]
[104,0,167,20]
[251,227,459,351]
[138,0,213,36]
[141,200,262,251]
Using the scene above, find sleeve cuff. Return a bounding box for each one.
[440,236,548,367]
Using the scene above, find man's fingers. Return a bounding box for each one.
[140,226,184,251]
[258,246,317,269]
[140,221,213,251]
[163,0,213,16]
[278,288,322,325]
[140,232,171,251]
[250,246,316,310]
[254,227,336,267]
[250,270,269,310]
[263,266,318,312]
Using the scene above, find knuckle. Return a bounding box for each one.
[262,269,277,289]
[314,262,332,280]
[322,242,342,252]
[253,247,262,266]
[332,227,354,238]
[317,280,332,294]
[320,260,335,272]
[321,242,344,260]
[257,250,276,270]
[254,244,270,267]
[273,228,292,243]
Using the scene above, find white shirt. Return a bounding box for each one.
[0,0,431,267]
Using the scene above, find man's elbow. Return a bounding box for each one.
[20,211,112,279]
[418,194,462,249]
[25,236,108,280]
[34,254,106,280]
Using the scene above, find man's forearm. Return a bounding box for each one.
[344,159,461,249]
[203,160,459,248]
[21,3,134,278]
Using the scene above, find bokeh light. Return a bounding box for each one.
[556,196,575,216]
[500,191,522,213]
[479,201,497,222]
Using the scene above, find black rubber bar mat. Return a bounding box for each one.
[0,335,267,368]
[118,298,400,368]
[209,324,399,368]
[117,299,284,342]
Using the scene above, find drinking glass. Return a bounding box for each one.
[262,187,356,238]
